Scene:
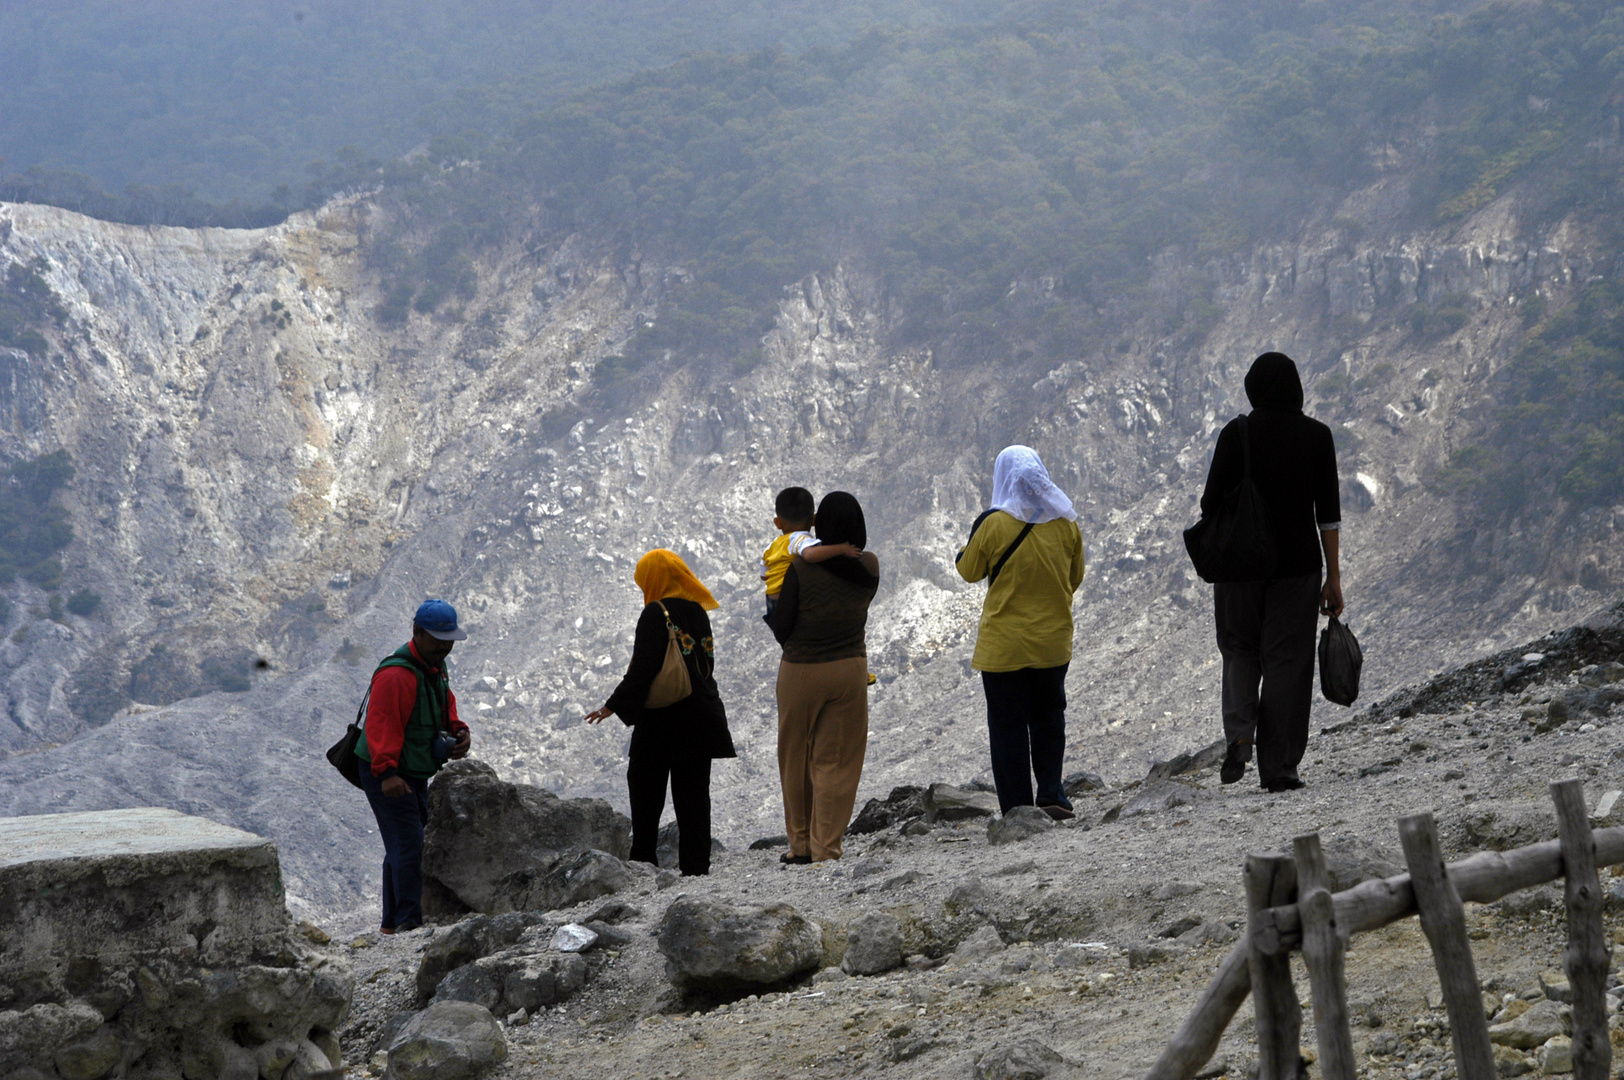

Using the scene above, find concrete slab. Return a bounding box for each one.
[0,807,268,868]
[0,807,289,990]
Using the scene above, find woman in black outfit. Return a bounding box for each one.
[585,549,736,876]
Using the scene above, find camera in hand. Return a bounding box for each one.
[431,731,458,764]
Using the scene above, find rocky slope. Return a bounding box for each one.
[0,179,1619,916]
[326,603,1624,1080]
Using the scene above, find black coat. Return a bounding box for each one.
[1200,410,1340,578]
[604,598,736,761]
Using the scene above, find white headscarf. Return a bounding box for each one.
[990,445,1077,524]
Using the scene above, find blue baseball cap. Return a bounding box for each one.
[414,599,468,641]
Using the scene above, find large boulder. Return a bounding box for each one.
[486,849,640,914]
[658,897,823,991]
[387,1001,507,1080]
[423,760,631,913]
[841,912,903,976]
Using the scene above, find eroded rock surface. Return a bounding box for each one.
[422,760,631,914]
[0,808,351,1080]
[657,897,823,991]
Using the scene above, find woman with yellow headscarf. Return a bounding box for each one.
[585,550,736,876]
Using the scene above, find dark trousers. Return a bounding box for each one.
[981,663,1071,814]
[627,757,713,876]
[1215,573,1321,786]
[357,764,429,930]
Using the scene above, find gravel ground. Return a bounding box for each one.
[318,610,1624,1080]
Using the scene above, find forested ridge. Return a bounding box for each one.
[4,0,1623,520]
[0,0,996,214]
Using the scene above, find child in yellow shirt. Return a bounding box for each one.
[760,486,857,616]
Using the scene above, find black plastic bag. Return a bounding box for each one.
[1183,415,1278,584]
[1318,616,1363,707]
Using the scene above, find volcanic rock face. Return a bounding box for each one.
[0,189,1620,921]
[0,808,351,1079]
[420,759,631,915]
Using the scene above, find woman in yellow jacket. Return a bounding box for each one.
[956,446,1086,819]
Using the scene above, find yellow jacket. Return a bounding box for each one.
[956,512,1085,672]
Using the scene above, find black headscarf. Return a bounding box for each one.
[1244,351,1304,412]
[813,491,877,585]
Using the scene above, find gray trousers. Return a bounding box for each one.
[1215,573,1320,786]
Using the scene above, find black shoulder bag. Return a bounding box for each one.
[325,685,372,790]
[1183,414,1278,584]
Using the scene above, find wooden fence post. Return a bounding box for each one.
[1245,853,1303,1080]
[1292,833,1356,1080]
[1398,811,1496,1080]
[1551,779,1612,1080]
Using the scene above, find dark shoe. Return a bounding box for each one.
[1220,740,1251,785]
[779,853,812,865]
[1037,803,1076,821]
[1263,778,1306,793]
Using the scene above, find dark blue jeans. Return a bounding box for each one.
[358,764,430,930]
[982,663,1071,813]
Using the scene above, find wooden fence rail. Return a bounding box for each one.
[1147,780,1620,1080]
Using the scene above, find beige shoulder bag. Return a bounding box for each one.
[644,602,693,708]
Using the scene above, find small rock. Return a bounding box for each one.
[1539,972,1572,1003]
[1062,770,1106,796]
[1151,881,1201,900]
[1119,784,1195,819]
[943,880,990,915]
[1157,916,1202,939]
[1493,1043,1535,1076]
[924,783,1000,823]
[842,912,904,976]
[1128,942,1171,969]
[987,805,1057,845]
[296,920,331,945]
[1489,999,1569,1049]
[901,819,932,837]
[1536,1034,1572,1073]
[953,926,1007,963]
[748,835,789,850]
[1596,791,1624,825]
[53,1026,123,1080]
[880,870,924,891]
[1145,739,1225,782]
[551,924,598,953]
[974,1037,1064,1080]
[388,1001,508,1080]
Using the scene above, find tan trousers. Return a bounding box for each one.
[776,656,868,861]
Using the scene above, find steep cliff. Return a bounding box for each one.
[0,184,1617,913]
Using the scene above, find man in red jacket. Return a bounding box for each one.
[355,599,472,933]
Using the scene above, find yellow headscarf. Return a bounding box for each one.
[634,549,719,611]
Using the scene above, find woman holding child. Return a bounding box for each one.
[585,549,735,877]
[956,446,1086,819]
[768,491,879,864]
